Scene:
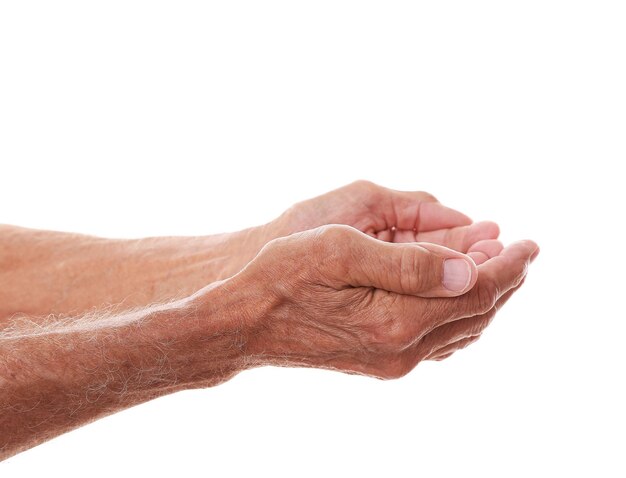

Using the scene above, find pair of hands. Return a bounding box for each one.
[199,181,538,380]
[0,180,538,460]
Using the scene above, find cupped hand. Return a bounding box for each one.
[220,181,498,282]
[275,180,500,252]
[232,225,538,379]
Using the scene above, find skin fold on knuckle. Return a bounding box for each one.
[376,353,414,380]
[311,225,356,281]
[363,309,413,355]
[313,224,356,253]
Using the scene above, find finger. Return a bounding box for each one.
[384,193,472,231]
[468,239,504,258]
[468,251,489,265]
[350,182,473,233]
[327,227,478,297]
[468,239,504,265]
[416,221,500,252]
[420,278,524,359]
[388,188,439,203]
[384,202,474,240]
[410,201,473,232]
[380,184,474,230]
[426,335,480,361]
[421,239,539,327]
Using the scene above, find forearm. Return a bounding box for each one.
[0,280,253,460]
[0,223,277,320]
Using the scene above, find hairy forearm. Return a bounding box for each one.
[0,280,254,460]
[0,223,277,320]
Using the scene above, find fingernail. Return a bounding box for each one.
[443,259,472,292]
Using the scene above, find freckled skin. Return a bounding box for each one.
[0,181,538,460]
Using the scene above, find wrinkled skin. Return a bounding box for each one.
[218,223,538,379]
[234,180,521,367]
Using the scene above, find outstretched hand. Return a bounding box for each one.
[277,180,500,251]
[219,224,538,379]
[225,180,501,282]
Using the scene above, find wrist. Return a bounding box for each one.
[190,219,287,281]
[182,273,277,385]
[121,225,273,305]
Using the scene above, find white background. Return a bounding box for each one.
[1,1,625,476]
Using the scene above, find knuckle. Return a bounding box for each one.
[258,234,291,257]
[350,179,378,191]
[368,315,413,352]
[313,224,337,243]
[314,224,354,245]
[417,191,438,203]
[364,298,416,353]
[307,225,349,258]
[385,322,413,350]
[315,224,356,264]
[304,225,359,279]
[379,357,413,380]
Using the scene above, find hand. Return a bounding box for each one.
[223,180,501,280]
[227,225,538,379]
[277,179,499,248]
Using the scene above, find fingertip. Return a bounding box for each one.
[456,211,474,226]
[531,244,540,262]
[526,240,539,253]
[488,240,539,270]
[510,239,540,258]
[476,220,500,239]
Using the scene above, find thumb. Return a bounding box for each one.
[335,230,478,297]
